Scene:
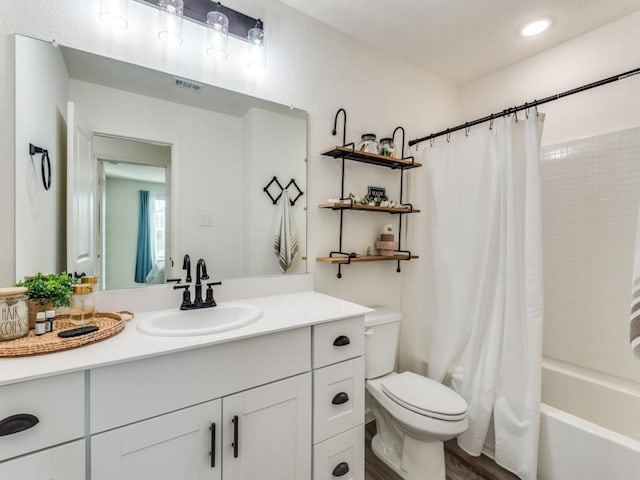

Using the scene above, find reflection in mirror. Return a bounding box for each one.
[95,135,171,290]
[15,34,307,290]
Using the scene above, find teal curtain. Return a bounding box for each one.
[135,190,152,283]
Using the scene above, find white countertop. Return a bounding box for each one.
[0,291,371,387]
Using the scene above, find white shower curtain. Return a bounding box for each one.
[425,114,544,480]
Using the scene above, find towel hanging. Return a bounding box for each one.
[630,205,640,358]
[274,190,299,273]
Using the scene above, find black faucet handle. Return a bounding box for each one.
[174,284,192,309]
[205,281,221,306]
[166,278,181,283]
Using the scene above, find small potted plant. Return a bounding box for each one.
[16,272,77,329]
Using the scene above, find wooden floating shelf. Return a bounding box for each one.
[316,254,419,265]
[321,146,422,170]
[319,203,421,214]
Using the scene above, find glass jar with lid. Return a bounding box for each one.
[0,287,29,341]
[70,284,96,326]
[378,137,395,157]
[359,133,378,154]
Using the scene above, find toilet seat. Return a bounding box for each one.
[381,372,467,421]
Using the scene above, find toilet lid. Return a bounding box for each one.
[381,372,467,421]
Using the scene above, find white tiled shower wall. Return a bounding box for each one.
[541,127,640,384]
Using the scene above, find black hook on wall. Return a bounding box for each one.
[263,176,304,206]
[29,143,51,191]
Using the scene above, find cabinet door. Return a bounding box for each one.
[91,399,221,480]
[223,373,311,480]
[0,439,84,479]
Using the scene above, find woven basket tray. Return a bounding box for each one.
[0,311,131,358]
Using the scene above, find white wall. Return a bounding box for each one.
[0,0,458,316]
[458,11,640,147]
[397,11,640,377]
[14,34,69,279]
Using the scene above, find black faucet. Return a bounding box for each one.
[173,257,221,310]
[194,258,210,304]
[182,254,192,283]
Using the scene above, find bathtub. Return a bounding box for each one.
[537,357,640,479]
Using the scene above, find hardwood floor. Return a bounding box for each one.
[364,422,519,480]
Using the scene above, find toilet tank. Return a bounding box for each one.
[364,307,401,379]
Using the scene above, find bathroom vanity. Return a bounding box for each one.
[0,290,369,480]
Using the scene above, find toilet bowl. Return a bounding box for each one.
[364,308,468,480]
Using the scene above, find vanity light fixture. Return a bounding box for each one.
[206,2,229,60]
[99,0,129,29]
[519,18,553,37]
[247,19,265,70]
[158,0,185,45]
[135,0,266,65]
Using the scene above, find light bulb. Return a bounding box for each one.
[206,5,229,59]
[519,18,552,37]
[158,0,184,45]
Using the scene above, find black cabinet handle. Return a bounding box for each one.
[232,415,239,458]
[331,392,350,405]
[332,462,350,477]
[333,335,350,347]
[209,422,216,468]
[0,414,39,437]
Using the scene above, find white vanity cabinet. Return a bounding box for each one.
[92,399,222,480]
[311,316,365,480]
[90,327,312,480]
[91,374,312,480]
[222,373,311,480]
[0,295,369,480]
[0,372,85,478]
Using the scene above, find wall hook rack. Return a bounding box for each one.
[29,143,51,191]
[263,176,304,206]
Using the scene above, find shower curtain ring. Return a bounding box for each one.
[489,118,495,130]
[430,138,435,148]
[446,132,451,143]
[465,126,471,137]
[525,103,529,119]
[535,105,539,117]
[514,109,519,123]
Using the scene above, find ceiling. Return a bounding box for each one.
[278,0,640,85]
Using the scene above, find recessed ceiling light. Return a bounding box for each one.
[520,18,553,37]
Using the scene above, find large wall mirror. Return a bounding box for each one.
[14,35,307,290]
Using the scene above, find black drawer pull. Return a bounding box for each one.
[209,422,216,468]
[331,392,350,405]
[232,415,239,458]
[332,462,350,477]
[0,414,39,437]
[333,335,350,347]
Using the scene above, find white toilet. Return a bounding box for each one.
[365,308,468,480]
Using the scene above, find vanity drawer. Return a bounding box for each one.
[312,316,364,369]
[313,424,364,480]
[313,356,364,444]
[0,372,85,462]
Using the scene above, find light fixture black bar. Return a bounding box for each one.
[408,67,640,147]
[136,0,262,42]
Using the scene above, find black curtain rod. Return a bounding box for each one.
[408,67,640,147]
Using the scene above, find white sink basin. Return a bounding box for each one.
[137,303,262,337]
